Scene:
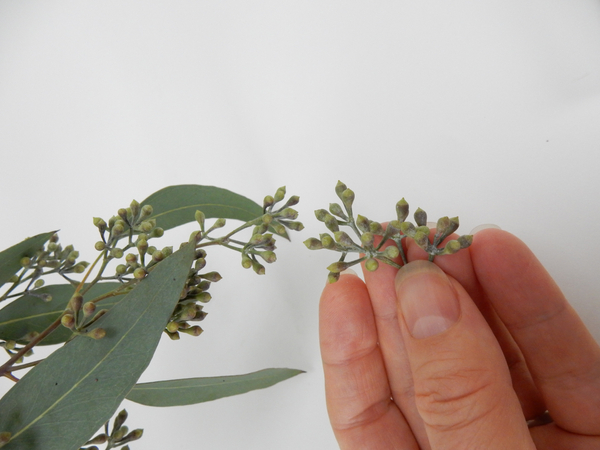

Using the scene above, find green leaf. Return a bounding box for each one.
[126,368,304,407]
[0,243,195,450]
[0,232,55,289]
[0,283,121,345]
[141,185,264,231]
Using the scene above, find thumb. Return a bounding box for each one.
[395,260,534,450]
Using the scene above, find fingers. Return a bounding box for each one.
[470,229,600,435]
[319,272,418,449]
[395,260,536,449]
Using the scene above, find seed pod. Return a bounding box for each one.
[396,198,409,222]
[414,208,427,227]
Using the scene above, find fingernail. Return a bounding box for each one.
[470,223,501,234]
[395,260,460,339]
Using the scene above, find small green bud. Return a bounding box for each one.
[327,261,350,273]
[195,258,206,270]
[241,254,252,269]
[152,250,165,262]
[335,180,348,199]
[85,434,108,445]
[150,227,164,238]
[280,208,298,220]
[195,210,206,230]
[140,204,153,219]
[193,309,208,321]
[166,330,180,340]
[263,195,275,209]
[130,200,140,219]
[274,186,286,203]
[413,231,429,248]
[361,232,375,247]
[253,223,269,236]
[201,271,222,282]
[448,217,460,235]
[93,217,107,232]
[281,195,300,208]
[334,231,355,247]
[111,223,125,237]
[327,272,341,284]
[252,260,265,275]
[341,189,355,211]
[195,292,212,303]
[125,253,137,265]
[3,341,16,350]
[273,223,287,235]
[356,214,371,233]
[69,295,83,312]
[180,326,203,337]
[414,208,427,227]
[212,218,226,229]
[303,238,323,250]
[396,198,409,222]
[365,258,379,272]
[400,222,416,236]
[416,225,430,235]
[47,242,58,252]
[324,215,339,233]
[115,264,127,275]
[95,241,106,251]
[189,230,202,243]
[258,251,277,263]
[139,221,153,233]
[314,209,329,222]
[262,213,273,224]
[118,208,129,222]
[329,202,347,220]
[166,321,179,333]
[61,314,75,329]
[443,239,461,254]
[133,268,147,279]
[83,302,96,317]
[34,279,45,288]
[112,426,128,442]
[436,216,451,235]
[282,220,304,231]
[383,245,400,259]
[72,263,87,274]
[458,235,473,248]
[86,328,106,340]
[320,233,335,249]
[20,257,31,267]
[137,239,148,254]
[111,248,124,259]
[369,221,383,235]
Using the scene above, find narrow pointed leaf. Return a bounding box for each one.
[126,368,305,407]
[141,185,263,231]
[0,243,195,450]
[0,232,55,289]
[0,282,121,345]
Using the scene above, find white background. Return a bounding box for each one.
[1,1,600,448]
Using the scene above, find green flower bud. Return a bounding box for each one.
[365,258,379,272]
[328,202,347,219]
[193,309,208,321]
[180,326,203,337]
[130,200,140,219]
[280,208,298,220]
[334,231,355,247]
[69,295,83,312]
[458,235,473,248]
[133,268,147,280]
[83,302,96,317]
[166,321,179,333]
[263,195,274,210]
[319,233,335,249]
[195,258,206,270]
[162,246,173,257]
[443,239,461,254]
[112,426,128,442]
[152,250,165,262]
[314,209,329,222]
[72,263,87,274]
[258,251,277,263]
[274,186,286,203]
[195,292,212,303]
[93,217,107,232]
[335,180,348,199]
[111,223,125,237]
[383,245,400,259]
[241,254,252,269]
[111,248,124,259]
[189,230,202,243]
[262,213,273,224]
[95,241,106,251]
[212,218,226,229]
[327,261,350,273]
[400,222,416,236]
[414,208,427,227]
[201,271,222,282]
[436,216,451,235]
[369,221,383,235]
[85,434,108,445]
[282,195,300,208]
[413,231,429,248]
[194,210,206,230]
[166,330,180,340]
[252,260,265,275]
[115,264,127,275]
[86,328,106,340]
[341,189,355,211]
[47,242,58,252]
[396,198,409,222]
[303,238,323,250]
[61,313,75,329]
[282,220,304,231]
[20,257,31,267]
[150,227,164,238]
[118,208,129,222]
[324,215,339,233]
[327,272,341,284]
[140,204,153,219]
[416,226,430,235]
[361,232,375,247]
[356,214,371,233]
[273,224,287,236]
[137,239,148,254]
[34,279,45,288]
[448,217,460,236]
[139,221,153,233]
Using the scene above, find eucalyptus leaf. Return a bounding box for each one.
[126,368,304,407]
[141,185,264,231]
[0,283,121,345]
[0,232,55,289]
[0,243,195,450]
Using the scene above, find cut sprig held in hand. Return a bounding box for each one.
[304,181,473,283]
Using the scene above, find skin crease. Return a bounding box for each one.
[319,228,600,449]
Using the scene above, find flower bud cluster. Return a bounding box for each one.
[305,181,473,282]
[82,409,143,450]
[59,293,108,340]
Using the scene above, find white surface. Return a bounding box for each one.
[1,1,600,448]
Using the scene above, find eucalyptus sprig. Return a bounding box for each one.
[304,181,473,283]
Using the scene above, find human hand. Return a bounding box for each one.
[319,228,600,449]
